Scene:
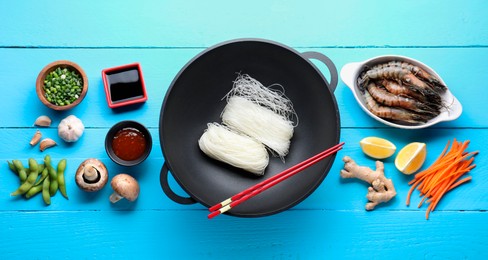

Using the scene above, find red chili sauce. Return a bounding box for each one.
[112,127,146,161]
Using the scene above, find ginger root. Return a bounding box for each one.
[340,156,396,210]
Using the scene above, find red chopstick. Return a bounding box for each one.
[208,142,344,219]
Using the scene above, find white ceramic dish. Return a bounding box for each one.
[340,55,462,129]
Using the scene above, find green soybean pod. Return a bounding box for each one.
[34,167,49,186]
[57,159,68,199]
[42,175,51,205]
[13,160,27,182]
[48,166,58,196]
[37,164,45,175]
[7,161,17,173]
[11,158,39,196]
[25,184,43,199]
[45,155,58,196]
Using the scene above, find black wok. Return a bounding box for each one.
[159,39,340,217]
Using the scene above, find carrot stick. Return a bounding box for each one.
[406,139,477,220]
[418,196,427,208]
[431,172,474,213]
[426,203,434,220]
[412,140,451,180]
[448,176,472,191]
[406,179,421,206]
[422,153,470,192]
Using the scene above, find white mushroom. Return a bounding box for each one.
[75,159,109,192]
[109,173,140,203]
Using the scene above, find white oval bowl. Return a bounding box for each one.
[340,55,462,129]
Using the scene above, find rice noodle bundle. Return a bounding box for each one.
[226,74,297,122]
[222,74,297,158]
[222,96,294,158]
[198,123,269,175]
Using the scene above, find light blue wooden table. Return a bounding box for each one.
[1,1,487,258]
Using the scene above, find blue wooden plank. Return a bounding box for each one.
[1,1,488,259]
[1,1,487,48]
[1,128,486,212]
[1,47,487,128]
[0,210,486,259]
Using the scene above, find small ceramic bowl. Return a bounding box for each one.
[101,63,148,109]
[36,60,88,110]
[105,120,152,167]
[340,55,462,129]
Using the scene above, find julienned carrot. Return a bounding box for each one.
[405,139,478,220]
[421,152,472,194]
[419,143,470,192]
[448,176,473,191]
[408,140,452,184]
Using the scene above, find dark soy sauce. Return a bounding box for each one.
[106,69,143,103]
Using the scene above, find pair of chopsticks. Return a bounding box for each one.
[208,142,345,219]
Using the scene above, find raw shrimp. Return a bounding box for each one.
[358,66,442,104]
[386,61,446,92]
[362,90,431,125]
[378,79,443,110]
[379,79,427,102]
[366,82,439,116]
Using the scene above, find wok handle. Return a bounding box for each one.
[301,51,338,93]
[160,163,197,205]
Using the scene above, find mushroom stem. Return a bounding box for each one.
[83,165,99,182]
[109,192,124,203]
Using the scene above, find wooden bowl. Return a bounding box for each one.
[36,60,88,110]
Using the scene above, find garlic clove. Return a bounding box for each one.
[30,130,42,146]
[40,138,57,152]
[34,115,52,127]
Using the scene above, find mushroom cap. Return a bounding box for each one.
[75,158,109,192]
[111,173,140,201]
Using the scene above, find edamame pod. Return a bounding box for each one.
[25,184,43,199]
[34,167,49,186]
[7,161,17,173]
[42,175,51,205]
[13,160,27,182]
[37,164,45,175]
[48,166,58,196]
[44,155,52,167]
[44,155,58,196]
[57,159,68,199]
[11,158,39,196]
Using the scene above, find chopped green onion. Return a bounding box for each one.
[43,66,83,106]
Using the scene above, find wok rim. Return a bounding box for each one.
[159,38,341,217]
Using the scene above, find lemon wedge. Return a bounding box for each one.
[359,137,396,159]
[395,142,427,175]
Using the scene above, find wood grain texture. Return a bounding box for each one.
[1,47,488,128]
[0,211,486,259]
[1,129,486,212]
[1,0,487,47]
[1,0,487,259]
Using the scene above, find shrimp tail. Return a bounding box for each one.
[402,79,443,105]
[425,80,447,93]
[366,82,440,117]
[357,72,369,93]
[387,60,447,93]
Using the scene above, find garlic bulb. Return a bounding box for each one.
[58,115,84,142]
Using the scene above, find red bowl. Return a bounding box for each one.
[101,63,148,108]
